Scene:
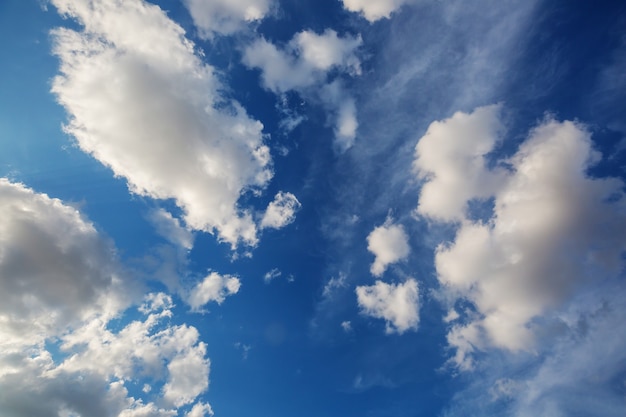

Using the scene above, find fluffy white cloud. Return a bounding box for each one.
[0,178,129,348]
[444,281,626,417]
[260,191,302,229]
[243,29,361,93]
[356,279,419,334]
[163,342,209,407]
[186,402,214,417]
[340,0,415,22]
[183,0,273,38]
[415,107,626,369]
[0,293,211,417]
[414,104,506,222]
[187,272,241,311]
[243,30,361,151]
[366,220,410,276]
[51,0,276,248]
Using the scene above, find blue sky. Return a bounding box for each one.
[1,0,625,416]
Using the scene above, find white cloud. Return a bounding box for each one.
[340,0,415,22]
[183,0,273,38]
[243,29,361,93]
[51,0,277,248]
[414,104,506,222]
[148,208,194,250]
[260,191,302,229]
[444,281,626,417]
[415,107,626,368]
[0,293,211,417]
[335,98,358,151]
[0,180,212,415]
[264,268,282,284]
[186,402,214,417]
[366,220,411,276]
[187,272,241,311]
[163,342,209,407]
[0,178,129,348]
[356,279,419,334]
[322,273,348,298]
[320,81,358,152]
[243,30,361,152]
[341,321,352,332]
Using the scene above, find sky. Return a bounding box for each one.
[0,0,625,416]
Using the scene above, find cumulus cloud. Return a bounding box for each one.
[0,178,129,348]
[366,219,410,276]
[356,279,419,334]
[415,106,626,369]
[414,104,506,222]
[243,29,361,151]
[51,0,278,248]
[183,0,273,38]
[260,191,302,229]
[340,0,415,22]
[187,272,241,311]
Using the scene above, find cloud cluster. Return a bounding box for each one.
[51,0,296,248]
[0,295,211,417]
[183,0,273,38]
[243,29,362,152]
[415,105,626,368]
[366,219,410,276]
[340,0,415,22]
[0,179,211,416]
[356,279,419,334]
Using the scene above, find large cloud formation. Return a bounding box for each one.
[51,0,295,248]
[0,179,212,416]
[415,105,626,369]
